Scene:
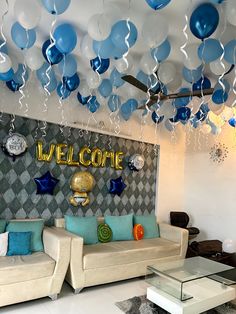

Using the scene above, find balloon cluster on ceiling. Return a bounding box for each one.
[0,0,236,135]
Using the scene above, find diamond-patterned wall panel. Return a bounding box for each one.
[0,114,159,224]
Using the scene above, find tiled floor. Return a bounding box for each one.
[1,278,149,314]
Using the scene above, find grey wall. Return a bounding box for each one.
[0,113,159,224]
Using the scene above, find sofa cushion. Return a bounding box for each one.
[105,214,134,241]
[0,232,8,256]
[0,220,6,233]
[7,232,32,256]
[134,215,160,239]
[83,237,181,270]
[0,252,55,285]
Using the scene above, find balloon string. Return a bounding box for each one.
[232,45,236,107]
[41,120,47,138]
[0,0,9,63]
[180,14,189,64]
[34,120,40,140]
[9,114,15,136]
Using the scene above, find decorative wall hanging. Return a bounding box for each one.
[209,142,229,163]
[109,176,127,197]
[128,154,145,171]
[69,171,95,206]
[34,171,59,195]
[2,133,28,161]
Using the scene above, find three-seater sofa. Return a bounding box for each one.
[54,217,188,293]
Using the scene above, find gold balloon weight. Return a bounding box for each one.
[69,171,95,207]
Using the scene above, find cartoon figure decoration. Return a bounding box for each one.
[69,171,95,207]
[109,176,127,197]
[128,154,145,171]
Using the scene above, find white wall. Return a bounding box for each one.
[0,79,186,223]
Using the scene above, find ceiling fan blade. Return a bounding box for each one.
[121,75,156,95]
[161,88,215,100]
[138,99,156,110]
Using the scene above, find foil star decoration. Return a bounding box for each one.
[109,176,127,197]
[34,171,59,195]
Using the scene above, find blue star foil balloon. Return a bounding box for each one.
[34,171,59,195]
[109,176,127,197]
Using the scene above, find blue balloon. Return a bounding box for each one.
[120,99,138,120]
[53,23,77,54]
[108,94,121,112]
[151,39,171,62]
[93,36,115,59]
[195,104,210,122]
[214,79,230,93]
[87,96,100,113]
[36,63,56,85]
[183,65,203,83]
[193,76,211,91]
[109,176,126,196]
[136,70,159,90]
[34,171,59,195]
[145,0,171,10]
[98,79,112,98]
[42,77,57,93]
[11,22,36,49]
[151,112,164,124]
[14,64,29,85]
[212,89,228,104]
[209,0,224,3]
[64,73,80,91]
[6,79,21,92]
[42,0,71,14]
[0,39,8,54]
[57,82,71,99]
[0,68,14,81]
[110,68,125,88]
[90,56,110,74]
[198,39,223,63]
[191,116,201,128]
[173,88,192,108]
[110,20,138,52]
[77,92,91,105]
[58,54,77,77]
[176,107,191,122]
[42,39,63,65]
[190,3,219,40]
[224,40,236,65]
[112,45,129,60]
[229,117,236,128]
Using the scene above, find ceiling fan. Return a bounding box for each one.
[121,75,214,110]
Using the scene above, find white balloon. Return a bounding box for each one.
[158,61,176,85]
[158,101,176,119]
[80,34,96,60]
[104,3,122,24]
[86,70,101,89]
[223,239,236,253]
[25,46,44,71]
[78,80,90,96]
[166,73,182,92]
[14,0,41,29]
[226,0,236,26]
[200,124,211,134]
[183,44,202,70]
[209,59,231,76]
[115,54,133,73]
[139,52,158,75]
[142,14,168,48]
[188,97,202,115]
[88,14,112,41]
[0,53,12,73]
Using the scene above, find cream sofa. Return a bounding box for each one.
[54,217,188,293]
[0,222,71,307]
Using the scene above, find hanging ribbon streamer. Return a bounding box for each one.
[34,120,41,140]
[232,45,236,107]
[9,114,15,136]
[41,120,47,138]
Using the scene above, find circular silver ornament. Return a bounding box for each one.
[2,133,28,158]
[128,154,145,171]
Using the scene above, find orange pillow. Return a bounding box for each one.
[133,224,144,241]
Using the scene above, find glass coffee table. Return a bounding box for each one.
[146,256,236,314]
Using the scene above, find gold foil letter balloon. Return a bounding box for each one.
[69,171,95,207]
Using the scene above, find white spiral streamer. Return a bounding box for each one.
[0,0,9,63]
[9,114,15,136]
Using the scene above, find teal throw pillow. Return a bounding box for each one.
[7,232,32,256]
[105,214,134,241]
[0,220,6,233]
[65,215,98,245]
[6,220,44,252]
[134,215,160,239]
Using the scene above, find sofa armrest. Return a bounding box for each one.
[159,223,189,258]
[43,227,71,293]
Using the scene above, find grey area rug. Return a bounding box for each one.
[116,295,236,314]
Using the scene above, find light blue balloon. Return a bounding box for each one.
[111,20,138,51]
[53,23,77,54]
[145,0,171,10]
[151,39,171,62]
[0,39,8,54]
[214,79,230,93]
[136,70,159,90]
[224,40,236,65]
[182,64,203,83]
[198,39,223,63]
[11,22,36,49]
[173,88,192,108]
[14,64,29,85]
[112,45,129,60]
[93,36,115,59]
[108,94,121,112]
[58,54,77,77]
[98,79,112,98]
[212,89,228,104]
[42,76,57,93]
[110,68,125,88]
[0,68,14,81]
[42,0,71,15]
[57,82,71,99]
[36,63,56,85]
[87,96,100,113]
[121,99,138,117]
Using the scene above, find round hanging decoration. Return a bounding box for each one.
[133,224,144,241]
[209,142,229,163]
[128,154,145,171]
[2,133,28,160]
[98,223,112,243]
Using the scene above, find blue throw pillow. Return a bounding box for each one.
[134,215,160,239]
[105,214,134,241]
[0,220,6,233]
[65,215,98,245]
[6,220,44,252]
[7,232,32,256]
